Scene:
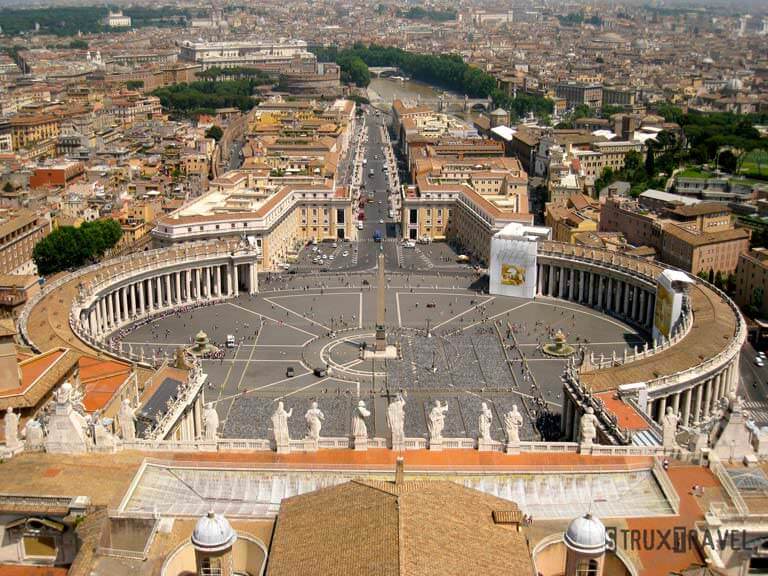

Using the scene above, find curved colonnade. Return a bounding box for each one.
[537,241,745,442]
[20,240,745,447]
[20,240,260,367]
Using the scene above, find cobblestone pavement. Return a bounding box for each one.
[115,273,644,442]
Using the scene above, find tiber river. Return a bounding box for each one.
[367,77,485,124]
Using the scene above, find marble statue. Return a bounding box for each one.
[305,401,324,441]
[118,398,137,441]
[24,420,44,451]
[662,406,680,448]
[271,401,293,446]
[387,394,406,447]
[4,407,20,450]
[730,393,744,414]
[93,417,118,451]
[352,401,370,438]
[478,402,493,442]
[504,405,523,444]
[44,382,89,454]
[203,403,220,441]
[428,400,448,442]
[580,407,598,446]
[55,382,72,405]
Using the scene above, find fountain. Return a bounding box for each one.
[186,330,219,356]
[542,329,576,358]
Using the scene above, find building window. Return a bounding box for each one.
[576,559,599,576]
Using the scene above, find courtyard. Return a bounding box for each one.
[113,271,645,443]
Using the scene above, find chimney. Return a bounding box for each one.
[395,456,405,485]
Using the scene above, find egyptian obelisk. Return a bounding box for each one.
[375,251,387,351]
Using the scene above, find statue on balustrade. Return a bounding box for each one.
[203,403,220,441]
[428,400,448,443]
[119,398,137,441]
[580,407,598,446]
[387,393,406,447]
[305,401,324,441]
[478,402,493,442]
[4,407,20,450]
[271,401,293,446]
[352,400,370,439]
[662,406,680,449]
[504,405,523,445]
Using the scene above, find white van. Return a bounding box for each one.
[226,334,236,348]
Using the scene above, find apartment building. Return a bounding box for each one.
[178,40,315,72]
[554,82,603,109]
[545,194,600,244]
[734,248,768,318]
[0,210,52,275]
[401,157,531,263]
[600,195,750,275]
[8,114,60,150]
[152,182,355,269]
[28,161,85,189]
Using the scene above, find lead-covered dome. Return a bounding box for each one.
[564,513,608,554]
[191,511,237,552]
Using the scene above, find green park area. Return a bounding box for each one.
[739,148,768,179]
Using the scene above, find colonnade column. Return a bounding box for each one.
[657,396,667,424]
[233,264,240,297]
[548,265,555,297]
[632,285,640,322]
[249,263,258,294]
[130,283,137,317]
[95,301,103,336]
[175,272,181,304]
[147,278,154,310]
[692,384,703,424]
[682,388,693,426]
[537,264,543,296]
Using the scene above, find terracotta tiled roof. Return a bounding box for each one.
[595,391,650,431]
[78,354,133,413]
[0,348,79,410]
[267,478,533,576]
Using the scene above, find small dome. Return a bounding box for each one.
[490,108,508,117]
[564,513,608,554]
[191,512,237,553]
[702,57,714,65]
[725,78,743,92]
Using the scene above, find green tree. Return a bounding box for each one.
[572,104,591,119]
[2,182,13,193]
[645,148,655,176]
[624,151,643,172]
[205,125,224,141]
[68,39,88,49]
[718,150,738,173]
[126,80,144,91]
[33,219,122,276]
[748,286,765,317]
